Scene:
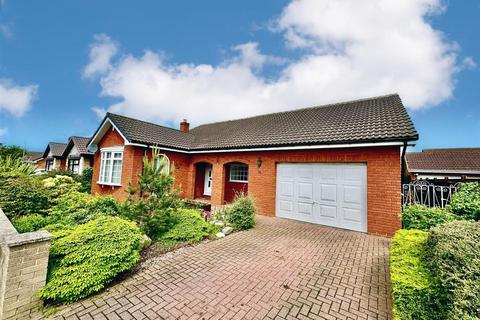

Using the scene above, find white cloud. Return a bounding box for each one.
[87,0,459,126]
[0,79,37,117]
[0,127,7,137]
[83,34,118,78]
[91,106,107,119]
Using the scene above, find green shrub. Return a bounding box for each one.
[40,216,142,303]
[0,176,50,218]
[79,167,93,193]
[424,221,480,319]
[47,191,93,225]
[227,194,256,230]
[449,182,480,220]
[122,149,181,238]
[42,169,79,180]
[390,229,440,320]
[89,195,120,216]
[47,192,120,227]
[0,145,27,160]
[0,155,35,178]
[43,175,81,201]
[159,209,213,243]
[13,214,48,233]
[402,205,456,231]
[182,199,209,210]
[211,206,229,224]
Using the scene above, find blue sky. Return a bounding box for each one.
[0,0,478,152]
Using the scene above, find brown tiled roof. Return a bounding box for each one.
[108,113,195,150]
[24,152,43,162]
[104,94,418,151]
[67,136,94,155]
[43,142,68,158]
[406,148,480,173]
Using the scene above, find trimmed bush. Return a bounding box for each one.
[390,229,440,320]
[40,216,142,303]
[424,221,480,319]
[79,167,93,193]
[402,205,456,231]
[13,214,48,233]
[0,176,50,218]
[226,194,256,230]
[449,182,480,220]
[159,209,213,244]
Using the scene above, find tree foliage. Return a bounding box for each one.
[122,149,180,238]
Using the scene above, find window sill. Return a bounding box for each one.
[229,180,248,183]
[97,181,122,187]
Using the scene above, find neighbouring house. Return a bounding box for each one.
[41,142,68,171]
[61,136,94,174]
[23,151,46,173]
[87,94,418,236]
[406,148,480,183]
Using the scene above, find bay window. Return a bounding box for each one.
[99,148,123,185]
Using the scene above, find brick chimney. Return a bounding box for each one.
[180,119,190,133]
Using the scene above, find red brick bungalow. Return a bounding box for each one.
[87,94,418,236]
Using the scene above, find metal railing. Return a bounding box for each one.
[402,181,461,208]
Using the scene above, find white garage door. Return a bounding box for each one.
[276,163,367,232]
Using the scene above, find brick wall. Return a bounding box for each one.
[190,147,402,236]
[91,128,192,200]
[0,209,52,320]
[91,129,402,236]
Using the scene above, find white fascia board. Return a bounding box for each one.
[410,169,480,175]
[150,141,405,154]
[88,118,131,150]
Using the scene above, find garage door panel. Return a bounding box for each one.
[343,185,361,204]
[320,184,337,202]
[298,202,313,215]
[278,181,294,197]
[343,167,363,182]
[319,205,337,219]
[319,167,337,180]
[343,207,362,222]
[278,165,294,178]
[298,182,313,200]
[276,163,367,233]
[279,200,293,212]
[297,166,314,179]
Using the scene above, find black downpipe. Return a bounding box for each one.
[400,140,408,185]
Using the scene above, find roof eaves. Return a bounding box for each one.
[87,113,132,150]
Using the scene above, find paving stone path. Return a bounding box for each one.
[50,216,392,320]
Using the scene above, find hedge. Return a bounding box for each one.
[448,182,480,221]
[401,205,456,231]
[424,221,480,319]
[40,216,142,303]
[390,229,441,320]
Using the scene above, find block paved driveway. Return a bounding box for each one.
[51,216,392,320]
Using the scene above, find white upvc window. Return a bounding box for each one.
[229,164,248,183]
[153,153,170,175]
[98,147,124,185]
